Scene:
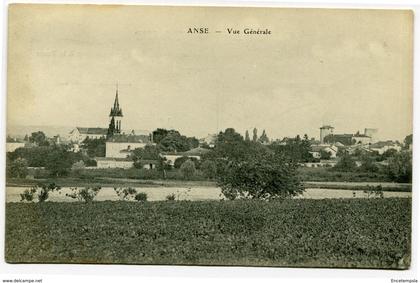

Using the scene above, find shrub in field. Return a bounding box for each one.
[364,185,384,198]
[180,160,196,180]
[37,183,61,203]
[114,187,137,201]
[20,187,37,202]
[134,192,148,202]
[66,187,101,203]
[20,183,61,203]
[166,193,176,201]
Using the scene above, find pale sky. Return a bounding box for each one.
[7,5,413,141]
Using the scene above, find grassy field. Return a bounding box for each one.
[5,198,411,268]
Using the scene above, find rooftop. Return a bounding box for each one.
[107,134,151,143]
[72,127,108,135]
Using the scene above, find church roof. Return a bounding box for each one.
[74,127,108,135]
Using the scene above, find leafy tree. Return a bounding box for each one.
[81,137,106,157]
[252,128,258,142]
[245,130,250,142]
[7,146,51,167]
[404,134,413,149]
[320,150,331,160]
[159,131,191,152]
[7,158,28,178]
[45,146,75,177]
[217,151,303,200]
[258,129,269,144]
[187,137,199,149]
[333,153,357,172]
[200,160,217,179]
[71,160,86,176]
[213,128,246,160]
[132,145,160,161]
[386,151,412,183]
[152,128,169,144]
[180,159,196,179]
[29,131,49,146]
[382,148,398,159]
[173,156,189,169]
[358,154,378,173]
[269,135,312,163]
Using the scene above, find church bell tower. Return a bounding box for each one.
[108,86,123,136]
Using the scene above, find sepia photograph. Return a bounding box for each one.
[4,3,414,270]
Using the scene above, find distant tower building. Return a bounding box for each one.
[320,125,334,143]
[108,87,123,136]
[364,128,378,142]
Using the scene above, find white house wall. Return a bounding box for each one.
[106,142,148,158]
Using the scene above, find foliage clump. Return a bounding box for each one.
[364,185,384,198]
[114,187,137,201]
[180,160,196,180]
[66,187,101,203]
[134,192,148,202]
[20,183,61,203]
[214,128,303,200]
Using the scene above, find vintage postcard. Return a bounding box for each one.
[5,4,413,268]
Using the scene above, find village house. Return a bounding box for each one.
[369,141,402,154]
[68,127,107,143]
[309,144,338,159]
[161,147,211,167]
[199,134,217,148]
[96,134,154,169]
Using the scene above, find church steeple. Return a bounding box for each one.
[108,85,123,136]
[109,87,123,117]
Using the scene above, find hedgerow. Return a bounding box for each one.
[5,198,411,268]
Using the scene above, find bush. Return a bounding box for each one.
[363,185,384,198]
[114,187,137,201]
[66,187,101,203]
[19,183,61,203]
[135,192,148,202]
[84,159,97,167]
[7,158,29,178]
[218,152,303,200]
[166,193,176,201]
[71,160,86,176]
[173,156,189,169]
[20,187,37,202]
[333,153,357,172]
[200,160,217,179]
[180,160,196,180]
[386,151,412,183]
